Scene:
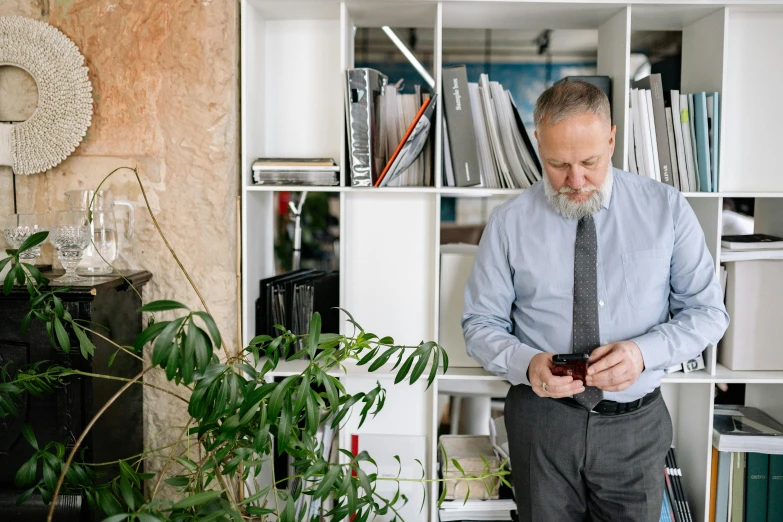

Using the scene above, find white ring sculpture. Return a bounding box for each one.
[0,16,93,175]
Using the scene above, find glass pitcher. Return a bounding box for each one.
[65,190,135,275]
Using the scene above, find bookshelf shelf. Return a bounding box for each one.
[713,364,783,384]
[245,185,343,192]
[241,2,783,521]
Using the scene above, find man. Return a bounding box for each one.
[462,81,729,521]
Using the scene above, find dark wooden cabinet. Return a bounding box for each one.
[0,271,152,521]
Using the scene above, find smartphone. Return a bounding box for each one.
[551,353,589,382]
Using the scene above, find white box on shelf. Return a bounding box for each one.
[719,260,783,370]
[439,244,480,368]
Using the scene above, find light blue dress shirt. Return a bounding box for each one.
[462,168,730,403]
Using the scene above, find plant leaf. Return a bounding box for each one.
[14,455,38,488]
[3,263,16,295]
[164,476,190,487]
[312,465,341,500]
[172,490,222,509]
[368,346,400,372]
[151,317,186,367]
[21,424,38,450]
[140,300,189,312]
[193,311,222,351]
[17,231,48,254]
[308,312,321,359]
[134,320,168,352]
[53,316,71,353]
[73,324,95,359]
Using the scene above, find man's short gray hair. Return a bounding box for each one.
[534,80,611,131]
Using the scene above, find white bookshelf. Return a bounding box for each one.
[241,2,783,521]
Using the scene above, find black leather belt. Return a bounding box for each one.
[559,387,661,415]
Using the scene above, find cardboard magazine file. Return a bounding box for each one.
[439,435,501,500]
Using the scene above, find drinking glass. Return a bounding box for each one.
[3,214,49,260]
[50,210,91,284]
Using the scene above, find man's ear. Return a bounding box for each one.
[608,124,617,155]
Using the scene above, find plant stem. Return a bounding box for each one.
[68,369,189,404]
[46,366,153,522]
[268,433,281,519]
[72,324,143,362]
[88,165,230,360]
[148,421,193,502]
[88,441,180,467]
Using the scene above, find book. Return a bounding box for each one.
[376,94,437,187]
[710,447,719,522]
[713,406,783,454]
[716,451,731,522]
[680,94,699,192]
[633,74,674,186]
[443,65,481,187]
[439,499,517,521]
[721,234,783,250]
[746,453,769,521]
[688,94,701,191]
[731,453,746,522]
[671,91,690,192]
[469,82,494,188]
[707,92,720,192]
[720,248,783,262]
[345,68,388,187]
[667,448,694,522]
[768,454,783,522]
[665,107,681,191]
[251,158,339,185]
[693,92,713,192]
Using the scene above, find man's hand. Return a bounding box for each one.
[528,352,586,398]
[585,341,644,392]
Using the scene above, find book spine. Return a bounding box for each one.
[665,107,681,191]
[746,453,769,522]
[731,453,746,522]
[768,454,783,522]
[649,75,675,186]
[717,451,731,522]
[442,66,481,187]
[693,92,713,193]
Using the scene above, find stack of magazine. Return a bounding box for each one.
[255,269,339,353]
[442,65,541,188]
[627,73,720,192]
[344,67,436,188]
[252,158,339,186]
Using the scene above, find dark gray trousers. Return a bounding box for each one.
[504,384,673,522]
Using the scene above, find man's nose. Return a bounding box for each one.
[566,167,587,190]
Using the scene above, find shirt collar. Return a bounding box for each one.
[601,164,614,210]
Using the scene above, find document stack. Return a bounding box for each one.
[255,269,339,353]
[661,447,694,522]
[627,74,721,192]
[720,234,783,262]
[251,158,339,186]
[344,67,436,188]
[437,434,516,521]
[710,406,783,521]
[441,65,541,189]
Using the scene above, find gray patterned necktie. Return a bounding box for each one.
[572,216,604,410]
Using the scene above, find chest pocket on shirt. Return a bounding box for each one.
[621,248,670,309]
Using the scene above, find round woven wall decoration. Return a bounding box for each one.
[0,16,93,175]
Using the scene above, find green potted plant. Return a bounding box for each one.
[0,168,509,522]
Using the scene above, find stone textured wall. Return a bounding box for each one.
[1,0,239,490]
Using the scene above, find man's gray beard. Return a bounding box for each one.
[543,163,613,220]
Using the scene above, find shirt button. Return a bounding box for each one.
[599,300,605,307]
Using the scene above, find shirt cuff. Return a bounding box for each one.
[508,346,538,387]
[629,331,668,371]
